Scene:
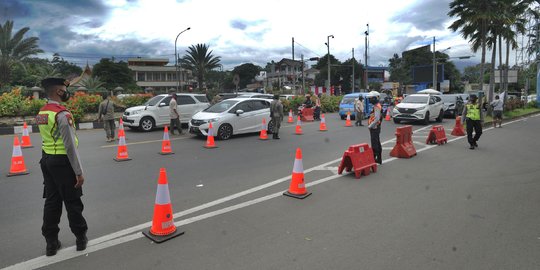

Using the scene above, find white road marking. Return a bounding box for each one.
[3,123,493,269]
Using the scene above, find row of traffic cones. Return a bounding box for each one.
[6,122,33,176]
[143,147,312,244]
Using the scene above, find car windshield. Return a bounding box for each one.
[204,100,237,113]
[195,95,209,103]
[403,95,428,104]
[144,96,163,106]
[441,96,456,102]
[341,97,357,104]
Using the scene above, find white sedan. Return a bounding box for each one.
[188,98,274,140]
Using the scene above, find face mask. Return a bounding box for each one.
[59,90,71,102]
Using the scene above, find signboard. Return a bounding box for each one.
[412,64,444,83]
[494,69,518,83]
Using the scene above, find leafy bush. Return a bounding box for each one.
[281,95,342,114]
[0,88,25,116]
[120,94,153,108]
[21,97,47,116]
[526,100,537,108]
[65,92,103,122]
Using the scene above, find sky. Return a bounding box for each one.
[1,0,501,71]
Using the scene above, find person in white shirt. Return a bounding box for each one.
[490,95,504,128]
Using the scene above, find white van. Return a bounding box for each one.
[122,93,209,131]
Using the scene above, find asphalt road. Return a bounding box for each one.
[1,113,539,269]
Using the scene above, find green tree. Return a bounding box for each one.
[78,76,106,92]
[232,63,262,89]
[179,44,221,92]
[92,58,137,90]
[0,20,44,86]
[51,53,83,79]
[388,53,410,86]
[313,54,341,87]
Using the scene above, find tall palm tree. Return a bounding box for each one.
[448,0,497,95]
[0,20,44,86]
[179,44,221,92]
[79,76,106,92]
[30,65,60,86]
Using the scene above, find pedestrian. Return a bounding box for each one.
[490,95,503,128]
[355,96,364,126]
[36,78,88,256]
[367,93,382,164]
[314,94,322,120]
[270,94,284,139]
[97,92,116,142]
[169,93,182,135]
[462,94,483,149]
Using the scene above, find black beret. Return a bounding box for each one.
[41,78,70,89]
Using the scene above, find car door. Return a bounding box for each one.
[250,100,271,132]
[156,96,171,126]
[230,100,256,134]
[177,95,197,123]
[433,95,443,118]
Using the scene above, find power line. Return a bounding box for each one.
[292,41,322,58]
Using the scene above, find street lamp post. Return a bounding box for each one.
[175,27,191,92]
[433,44,451,91]
[326,35,334,94]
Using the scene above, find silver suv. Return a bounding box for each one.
[122,93,210,131]
[392,94,444,124]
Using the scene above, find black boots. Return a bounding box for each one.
[273,133,280,139]
[46,239,61,256]
[76,234,88,251]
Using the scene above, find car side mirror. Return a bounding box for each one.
[235,109,244,116]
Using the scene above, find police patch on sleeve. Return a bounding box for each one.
[66,113,74,127]
[35,114,49,125]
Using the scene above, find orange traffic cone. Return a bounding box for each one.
[159,126,174,155]
[204,122,217,148]
[451,116,466,136]
[114,128,131,161]
[7,136,29,177]
[385,108,391,121]
[295,116,303,135]
[287,110,294,123]
[284,148,311,199]
[21,122,33,148]
[259,118,268,140]
[142,168,184,243]
[319,114,328,131]
[345,112,352,127]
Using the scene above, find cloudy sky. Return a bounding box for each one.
[2,0,485,70]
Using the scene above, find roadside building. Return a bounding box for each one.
[127,58,193,93]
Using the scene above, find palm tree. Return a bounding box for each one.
[79,76,106,92]
[0,20,44,86]
[30,65,60,86]
[448,0,497,95]
[179,44,221,92]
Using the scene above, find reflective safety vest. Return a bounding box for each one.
[466,103,481,120]
[36,103,78,155]
[368,103,382,126]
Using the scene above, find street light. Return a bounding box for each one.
[175,27,191,91]
[326,35,334,93]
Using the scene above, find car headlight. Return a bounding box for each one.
[207,118,219,123]
[416,106,426,111]
[131,110,143,115]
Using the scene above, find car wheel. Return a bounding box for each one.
[267,120,274,134]
[217,124,233,140]
[393,118,401,124]
[436,110,444,122]
[139,117,155,132]
[423,112,430,125]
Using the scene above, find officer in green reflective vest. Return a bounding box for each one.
[36,78,87,256]
[462,94,483,150]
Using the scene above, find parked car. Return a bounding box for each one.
[188,98,274,140]
[392,94,444,124]
[216,93,239,100]
[122,93,209,131]
[237,93,273,99]
[280,94,296,100]
[441,94,464,118]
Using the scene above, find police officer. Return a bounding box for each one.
[270,94,284,139]
[37,78,87,256]
[462,94,483,149]
[367,93,383,164]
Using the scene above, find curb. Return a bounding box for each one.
[0,121,116,135]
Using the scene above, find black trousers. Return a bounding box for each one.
[466,119,482,145]
[369,126,382,164]
[40,153,87,240]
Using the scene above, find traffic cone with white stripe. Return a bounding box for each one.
[319,114,328,131]
[204,122,217,148]
[345,112,352,127]
[287,110,294,123]
[259,118,268,140]
[114,127,131,161]
[7,136,29,177]
[283,148,311,199]
[385,108,391,121]
[159,126,174,155]
[21,122,33,148]
[142,168,184,243]
[295,116,303,135]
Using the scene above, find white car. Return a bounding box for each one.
[237,93,273,99]
[122,93,209,131]
[392,94,444,124]
[189,98,274,140]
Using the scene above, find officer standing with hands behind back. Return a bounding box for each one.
[367,92,383,164]
[36,78,88,256]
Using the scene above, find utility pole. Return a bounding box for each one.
[352,48,355,93]
[301,54,305,94]
[327,35,334,94]
[432,36,436,90]
[175,27,190,92]
[292,37,296,94]
[364,24,369,90]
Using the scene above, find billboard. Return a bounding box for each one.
[402,45,431,59]
[412,64,444,83]
[494,69,518,83]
